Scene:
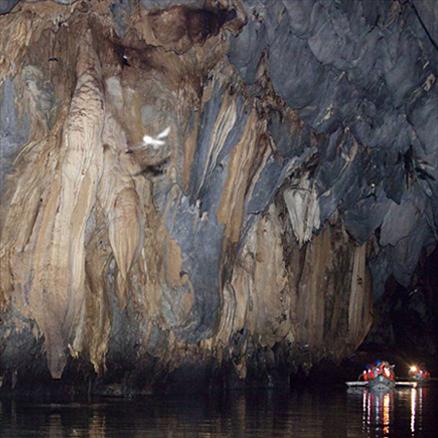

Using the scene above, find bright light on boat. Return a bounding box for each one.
[410,366,418,373]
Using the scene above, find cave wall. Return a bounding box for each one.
[363,246,438,363]
[0,0,437,389]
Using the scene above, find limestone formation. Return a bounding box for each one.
[0,0,437,391]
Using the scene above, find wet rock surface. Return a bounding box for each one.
[0,0,437,393]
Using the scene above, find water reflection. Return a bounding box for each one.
[0,385,435,437]
[409,385,427,436]
[348,385,430,437]
[411,388,416,433]
[358,389,394,436]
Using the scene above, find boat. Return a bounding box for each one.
[346,360,417,391]
[368,374,395,391]
[408,365,431,384]
[346,379,417,389]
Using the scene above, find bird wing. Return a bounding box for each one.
[157,126,170,139]
[143,135,165,147]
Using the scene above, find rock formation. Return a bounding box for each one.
[0,0,437,392]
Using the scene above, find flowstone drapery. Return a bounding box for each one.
[0,0,436,391]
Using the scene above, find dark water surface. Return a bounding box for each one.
[1,384,437,437]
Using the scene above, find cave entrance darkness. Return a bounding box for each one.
[359,246,438,374]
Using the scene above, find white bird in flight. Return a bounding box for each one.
[142,126,171,149]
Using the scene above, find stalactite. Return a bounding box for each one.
[1,0,436,389]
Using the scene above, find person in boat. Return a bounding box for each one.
[359,361,395,381]
[358,364,375,381]
[358,363,374,381]
[409,364,430,381]
[359,370,369,381]
[379,361,395,381]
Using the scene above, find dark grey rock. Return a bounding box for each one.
[413,0,438,48]
[52,0,77,4]
[368,249,392,300]
[268,15,325,110]
[228,18,266,85]
[165,193,224,342]
[110,0,132,38]
[0,79,30,190]
[162,84,252,342]
[283,0,314,37]
[228,0,438,294]
[0,0,19,14]
[383,161,406,204]
[268,110,310,159]
[408,89,438,155]
[380,197,423,247]
[343,191,390,244]
[140,0,203,9]
[189,85,247,201]
[389,219,435,287]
